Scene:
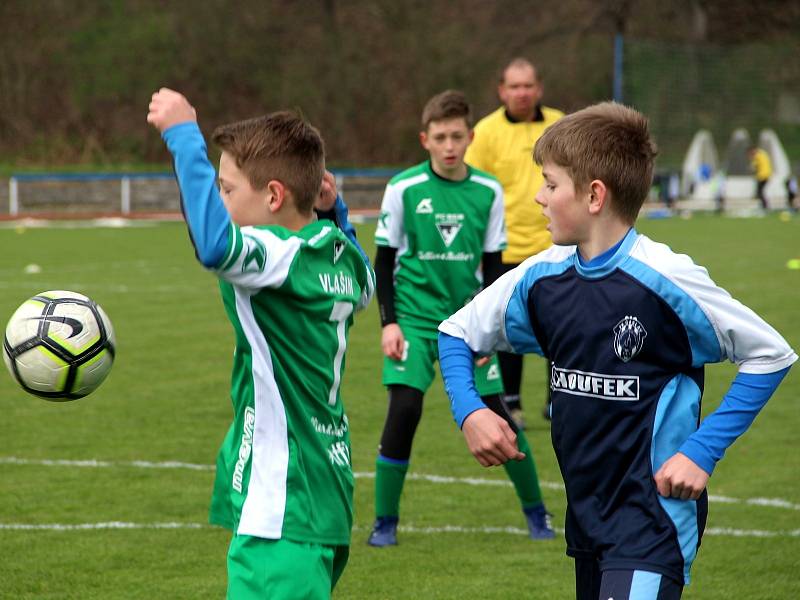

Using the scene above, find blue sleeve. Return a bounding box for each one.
[334,195,370,267]
[438,332,488,427]
[316,194,371,268]
[162,122,230,268]
[679,367,791,474]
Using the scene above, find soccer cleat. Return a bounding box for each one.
[367,516,399,547]
[523,504,555,540]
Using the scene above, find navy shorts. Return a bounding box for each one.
[575,559,683,600]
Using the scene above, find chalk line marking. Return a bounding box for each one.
[1,521,799,539]
[2,456,799,512]
[0,522,208,531]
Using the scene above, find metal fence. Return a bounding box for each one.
[4,169,401,217]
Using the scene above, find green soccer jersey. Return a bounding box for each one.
[374,161,506,337]
[208,219,374,546]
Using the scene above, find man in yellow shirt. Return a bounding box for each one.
[465,58,563,425]
[749,146,772,210]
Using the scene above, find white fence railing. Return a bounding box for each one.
[7,169,400,216]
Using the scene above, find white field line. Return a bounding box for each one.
[0,219,161,230]
[382,525,800,539]
[2,456,799,513]
[0,522,207,531]
[1,521,799,539]
[0,457,214,471]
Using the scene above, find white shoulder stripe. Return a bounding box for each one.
[387,172,430,194]
[219,227,303,292]
[630,235,796,372]
[518,244,576,267]
[469,174,503,196]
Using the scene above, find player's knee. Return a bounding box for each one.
[386,385,424,425]
[379,386,424,460]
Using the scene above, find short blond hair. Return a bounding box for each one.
[534,102,657,223]
[211,112,325,215]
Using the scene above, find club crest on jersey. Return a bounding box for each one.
[613,316,647,362]
[416,198,433,213]
[333,240,346,264]
[486,363,500,380]
[435,213,465,248]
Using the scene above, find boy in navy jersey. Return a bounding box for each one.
[438,102,796,599]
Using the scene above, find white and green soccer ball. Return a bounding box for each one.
[3,291,116,400]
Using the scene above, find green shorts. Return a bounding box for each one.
[226,534,349,600]
[381,328,504,396]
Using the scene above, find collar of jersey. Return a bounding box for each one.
[425,160,471,184]
[503,104,545,123]
[573,227,638,279]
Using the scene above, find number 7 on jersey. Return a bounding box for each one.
[328,301,354,405]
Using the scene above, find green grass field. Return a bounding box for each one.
[0,215,798,599]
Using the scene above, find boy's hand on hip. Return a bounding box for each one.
[462,408,525,467]
[654,452,709,500]
[381,324,405,360]
[147,88,197,133]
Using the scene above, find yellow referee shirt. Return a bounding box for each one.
[466,105,563,263]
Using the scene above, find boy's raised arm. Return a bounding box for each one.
[315,171,371,268]
[147,88,231,268]
[315,171,374,309]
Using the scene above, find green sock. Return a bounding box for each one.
[503,430,543,508]
[375,456,409,518]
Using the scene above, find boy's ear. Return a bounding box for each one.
[265,180,287,213]
[419,130,429,151]
[587,179,608,215]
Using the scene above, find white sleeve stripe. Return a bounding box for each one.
[468,174,507,253]
[216,227,303,291]
[468,174,503,196]
[629,237,796,370]
[439,245,576,356]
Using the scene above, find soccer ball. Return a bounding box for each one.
[3,290,116,400]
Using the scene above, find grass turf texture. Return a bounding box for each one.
[0,215,798,599]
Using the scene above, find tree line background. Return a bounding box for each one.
[1,0,798,171]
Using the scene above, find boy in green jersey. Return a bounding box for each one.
[148,88,374,599]
[368,90,553,547]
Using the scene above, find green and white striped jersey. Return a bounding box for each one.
[375,161,506,338]
[208,219,374,545]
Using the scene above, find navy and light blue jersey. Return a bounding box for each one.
[439,228,796,583]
